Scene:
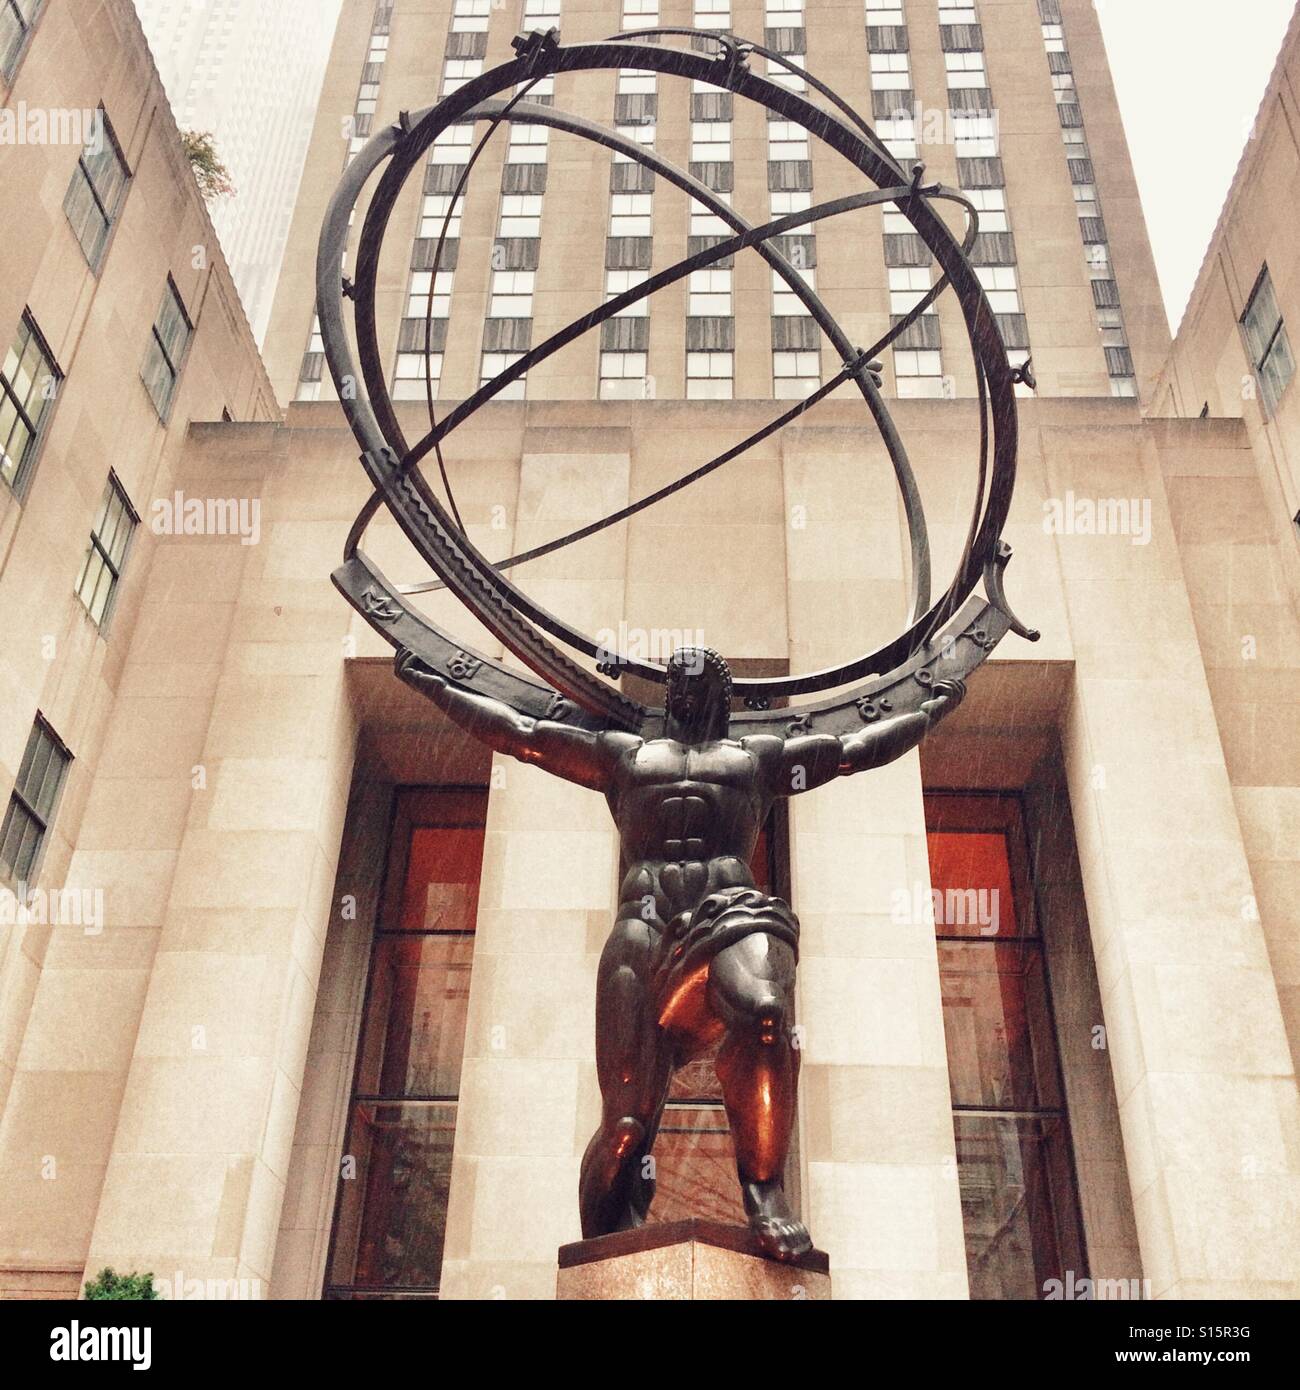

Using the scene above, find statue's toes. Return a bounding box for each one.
[754,1216,813,1262]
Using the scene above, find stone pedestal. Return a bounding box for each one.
[556,1221,831,1301]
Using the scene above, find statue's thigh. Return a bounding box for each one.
[594,921,662,1080]
[706,934,797,1025]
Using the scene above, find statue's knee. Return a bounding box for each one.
[734,990,789,1045]
[605,1115,646,1161]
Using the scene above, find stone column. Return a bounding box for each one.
[782,427,969,1299]
[438,435,631,1300]
[1046,418,1300,1299]
[82,427,358,1295]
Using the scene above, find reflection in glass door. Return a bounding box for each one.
[325,788,487,1300]
[926,793,1088,1300]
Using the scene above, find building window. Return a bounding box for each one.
[622,0,659,29]
[865,0,904,24]
[976,265,1021,314]
[62,110,130,271]
[514,72,554,101]
[869,54,911,92]
[926,793,1088,1301]
[772,189,812,220]
[420,194,464,239]
[877,114,918,159]
[498,194,542,237]
[945,51,987,88]
[686,350,733,400]
[0,310,61,497]
[1241,266,1295,416]
[393,352,443,401]
[688,269,732,318]
[451,0,490,29]
[694,0,730,28]
[141,278,193,422]
[772,266,814,317]
[407,271,454,320]
[767,120,809,162]
[1051,72,1076,104]
[1,0,42,80]
[618,68,657,95]
[506,123,549,163]
[0,717,71,889]
[613,122,656,161]
[325,789,488,1300]
[689,195,730,238]
[75,473,137,628]
[766,0,804,26]
[441,58,483,94]
[895,349,947,398]
[599,351,650,399]
[489,270,534,317]
[523,0,562,20]
[430,124,473,164]
[765,53,806,92]
[606,269,649,317]
[882,207,912,234]
[481,351,526,398]
[953,113,998,158]
[1061,127,1088,159]
[773,349,820,399]
[1008,349,1035,398]
[889,266,934,315]
[965,187,1007,233]
[691,121,732,163]
[1072,182,1099,219]
[611,193,653,237]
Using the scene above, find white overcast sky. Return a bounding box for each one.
[1095,0,1296,333]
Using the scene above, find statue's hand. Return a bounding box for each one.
[396,648,445,691]
[921,677,966,722]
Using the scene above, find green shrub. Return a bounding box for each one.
[83,1268,160,1301]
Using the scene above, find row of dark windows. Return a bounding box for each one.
[0,462,140,887]
[4,98,195,499]
[3,276,191,499]
[1,14,210,898]
[1037,3,1136,397]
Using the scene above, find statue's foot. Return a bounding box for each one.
[742,1179,813,1262]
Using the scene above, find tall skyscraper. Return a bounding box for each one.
[135,0,342,342]
[264,0,1170,408]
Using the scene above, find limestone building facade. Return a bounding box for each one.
[0,0,1296,1302]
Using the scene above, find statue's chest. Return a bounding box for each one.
[627,741,753,792]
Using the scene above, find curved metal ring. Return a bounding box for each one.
[318,32,1023,724]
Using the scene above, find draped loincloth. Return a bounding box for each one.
[650,885,800,1015]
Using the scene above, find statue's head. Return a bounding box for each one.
[665,646,732,743]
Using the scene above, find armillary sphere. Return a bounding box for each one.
[317,25,1040,738]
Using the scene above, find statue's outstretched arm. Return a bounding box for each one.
[396,649,630,791]
[770,678,966,794]
[838,678,966,775]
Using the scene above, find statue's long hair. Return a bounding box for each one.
[666,646,733,741]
